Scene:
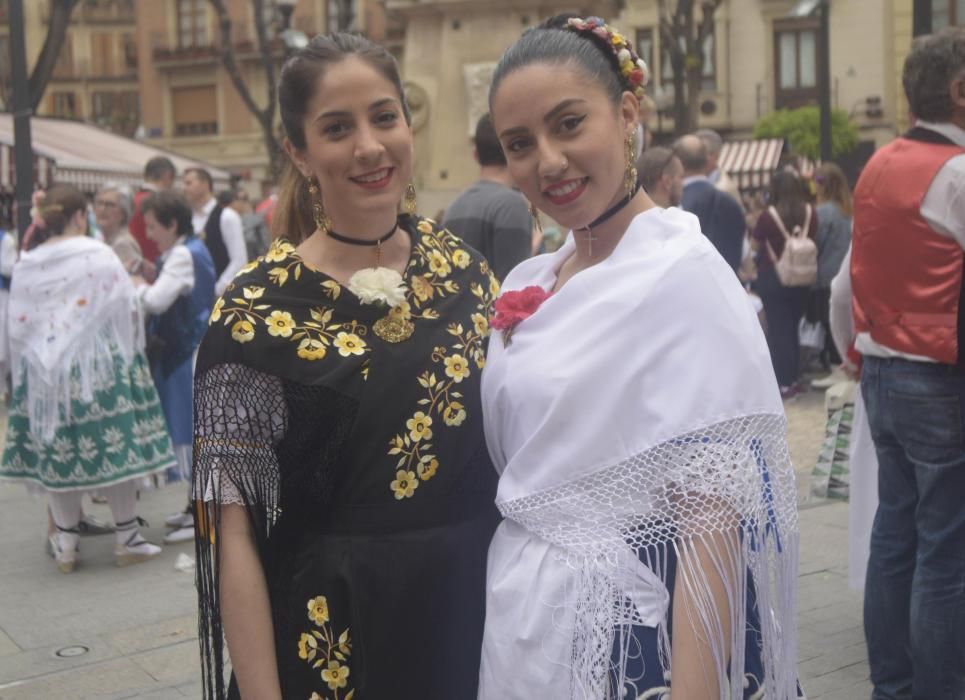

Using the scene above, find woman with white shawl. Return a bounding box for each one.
[479,15,801,699]
[0,185,175,573]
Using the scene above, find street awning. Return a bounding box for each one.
[0,142,54,191]
[0,115,233,194]
[719,138,786,191]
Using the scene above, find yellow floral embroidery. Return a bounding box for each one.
[266,310,296,338]
[209,297,225,324]
[265,240,295,263]
[383,222,497,499]
[471,312,488,337]
[217,261,369,367]
[299,632,318,660]
[333,332,366,357]
[297,338,327,361]
[443,403,466,427]
[299,594,353,700]
[231,319,255,343]
[418,457,439,481]
[308,596,329,625]
[406,412,433,442]
[452,248,471,269]
[411,275,433,302]
[321,660,350,690]
[444,354,470,383]
[427,250,452,277]
[391,469,419,499]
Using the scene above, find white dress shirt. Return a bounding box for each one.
[193,197,247,296]
[137,237,195,315]
[855,120,965,362]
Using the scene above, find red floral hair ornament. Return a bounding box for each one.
[562,16,651,104]
[490,285,553,345]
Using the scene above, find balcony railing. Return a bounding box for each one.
[150,26,287,66]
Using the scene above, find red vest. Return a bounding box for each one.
[851,134,965,364]
[129,188,161,262]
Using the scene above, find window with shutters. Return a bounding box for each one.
[91,32,115,77]
[53,36,75,78]
[122,33,138,73]
[172,85,218,136]
[92,90,140,136]
[635,27,655,94]
[659,31,717,94]
[52,92,79,119]
[774,19,820,109]
[178,0,208,48]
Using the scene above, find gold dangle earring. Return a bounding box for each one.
[403,183,418,215]
[624,132,638,200]
[528,201,543,236]
[307,176,331,234]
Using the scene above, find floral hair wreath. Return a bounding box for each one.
[563,16,650,103]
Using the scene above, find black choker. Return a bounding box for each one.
[582,181,641,231]
[326,223,398,247]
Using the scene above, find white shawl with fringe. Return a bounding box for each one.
[8,236,142,442]
[479,207,799,699]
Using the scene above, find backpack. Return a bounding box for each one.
[766,204,817,287]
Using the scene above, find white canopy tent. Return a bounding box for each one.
[0,116,233,195]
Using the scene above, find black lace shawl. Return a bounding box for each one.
[192,216,500,699]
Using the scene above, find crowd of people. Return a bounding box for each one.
[0,157,273,570]
[0,11,961,700]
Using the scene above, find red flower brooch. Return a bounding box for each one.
[490,285,552,345]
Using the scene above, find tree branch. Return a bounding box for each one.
[28,0,81,110]
[251,0,277,124]
[209,0,269,122]
[696,0,723,45]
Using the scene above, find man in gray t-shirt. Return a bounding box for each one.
[443,114,532,281]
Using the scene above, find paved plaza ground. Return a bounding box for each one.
[0,388,872,699]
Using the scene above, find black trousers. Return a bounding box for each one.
[756,265,806,387]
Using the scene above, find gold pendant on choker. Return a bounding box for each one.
[373,315,415,343]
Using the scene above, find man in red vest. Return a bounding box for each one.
[129,156,175,269]
[851,27,965,700]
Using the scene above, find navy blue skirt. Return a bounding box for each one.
[611,542,804,699]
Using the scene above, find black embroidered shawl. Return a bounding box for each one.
[193,215,500,699]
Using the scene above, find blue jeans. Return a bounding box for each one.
[860,356,965,700]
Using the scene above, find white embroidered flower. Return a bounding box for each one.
[348,267,407,307]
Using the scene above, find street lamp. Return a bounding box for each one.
[275,0,308,50]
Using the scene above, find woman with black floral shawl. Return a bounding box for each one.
[192,33,499,700]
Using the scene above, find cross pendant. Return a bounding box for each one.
[581,227,597,257]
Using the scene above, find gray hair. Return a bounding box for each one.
[903,27,965,122]
[695,128,723,156]
[97,182,133,225]
[673,134,708,173]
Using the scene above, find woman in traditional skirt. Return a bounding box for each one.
[0,184,176,573]
[133,190,216,545]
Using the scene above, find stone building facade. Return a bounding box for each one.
[134,0,390,194]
